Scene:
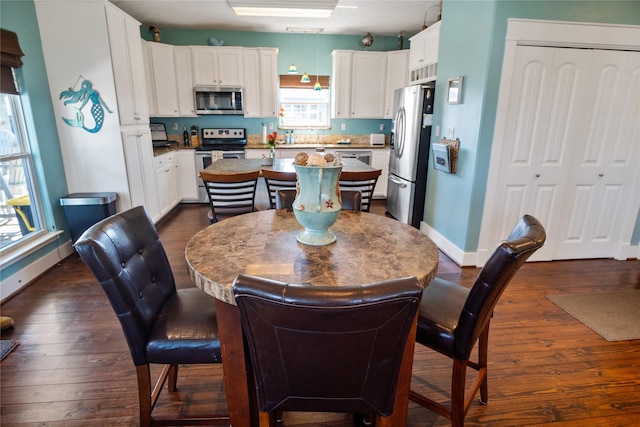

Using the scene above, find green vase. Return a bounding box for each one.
[293,164,342,246]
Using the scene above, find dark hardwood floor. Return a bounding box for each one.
[2,202,640,426]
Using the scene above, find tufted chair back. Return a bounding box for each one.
[74,206,176,366]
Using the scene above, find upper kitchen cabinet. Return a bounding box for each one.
[409,21,440,84]
[174,47,197,116]
[331,50,387,119]
[145,42,180,117]
[105,2,149,125]
[191,46,244,86]
[243,48,279,118]
[384,50,409,119]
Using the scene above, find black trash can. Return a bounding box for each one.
[60,192,117,243]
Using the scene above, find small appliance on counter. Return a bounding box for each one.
[370,133,385,146]
[150,123,174,148]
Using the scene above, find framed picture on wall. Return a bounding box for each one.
[447,76,463,104]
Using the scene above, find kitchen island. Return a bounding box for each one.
[203,157,377,174]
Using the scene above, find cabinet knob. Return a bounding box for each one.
[535,174,540,178]
[598,173,604,178]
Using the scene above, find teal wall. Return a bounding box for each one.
[142,29,408,138]
[426,0,640,252]
[1,1,70,279]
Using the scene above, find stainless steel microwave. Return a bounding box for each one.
[194,86,244,115]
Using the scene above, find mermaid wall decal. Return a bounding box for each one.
[59,78,113,133]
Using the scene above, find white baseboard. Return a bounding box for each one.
[0,239,75,302]
[419,221,478,267]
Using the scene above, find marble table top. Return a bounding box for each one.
[203,157,376,175]
[185,209,439,305]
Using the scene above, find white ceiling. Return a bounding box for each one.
[110,0,442,36]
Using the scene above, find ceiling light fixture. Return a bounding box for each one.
[228,0,337,18]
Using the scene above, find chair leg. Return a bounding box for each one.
[136,364,153,427]
[168,364,178,392]
[451,359,467,427]
[478,326,489,404]
[259,410,278,426]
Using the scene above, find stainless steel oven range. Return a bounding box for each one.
[194,127,246,203]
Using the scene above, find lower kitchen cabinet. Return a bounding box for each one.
[371,149,390,198]
[154,152,179,216]
[177,150,199,202]
[122,128,160,222]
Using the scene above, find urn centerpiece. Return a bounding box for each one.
[292,152,342,246]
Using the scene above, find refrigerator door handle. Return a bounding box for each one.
[394,107,406,159]
[389,175,408,187]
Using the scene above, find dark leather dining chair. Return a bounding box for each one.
[339,169,382,212]
[275,189,362,211]
[74,206,228,427]
[409,215,546,426]
[200,169,260,223]
[232,274,423,427]
[262,168,297,209]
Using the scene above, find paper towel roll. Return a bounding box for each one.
[262,125,267,144]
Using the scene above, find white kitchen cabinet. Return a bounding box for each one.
[331,50,392,119]
[146,42,179,117]
[122,128,160,222]
[141,40,157,117]
[174,47,197,116]
[350,52,387,118]
[242,49,261,118]
[331,50,353,119]
[243,48,279,118]
[384,50,409,119]
[191,46,244,86]
[177,150,199,202]
[105,2,149,125]
[259,48,279,117]
[409,21,440,84]
[245,148,270,159]
[371,149,390,198]
[154,152,179,217]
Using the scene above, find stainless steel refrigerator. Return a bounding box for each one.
[386,84,435,228]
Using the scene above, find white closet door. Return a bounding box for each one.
[489,46,592,261]
[486,46,639,261]
[554,50,640,259]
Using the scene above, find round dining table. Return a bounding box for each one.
[185,209,439,426]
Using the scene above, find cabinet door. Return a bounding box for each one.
[242,49,261,117]
[149,43,179,116]
[384,50,409,119]
[350,52,387,118]
[141,40,157,117]
[331,50,352,118]
[371,149,390,198]
[259,48,279,117]
[174,47,196,116]
[122,129,160,222]
[191,47,218,85]
[216,48,244,86]
[177,150,199,201]
[105,3,149,125]
[154,152,178,216]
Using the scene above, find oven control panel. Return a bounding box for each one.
[202,128,245,140]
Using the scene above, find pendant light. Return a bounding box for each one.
[300,33,311,83]
[287,31,297,74]
[313,33,321,91]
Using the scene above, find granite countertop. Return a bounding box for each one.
[185,209,439,304]
[203,157,376,174]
